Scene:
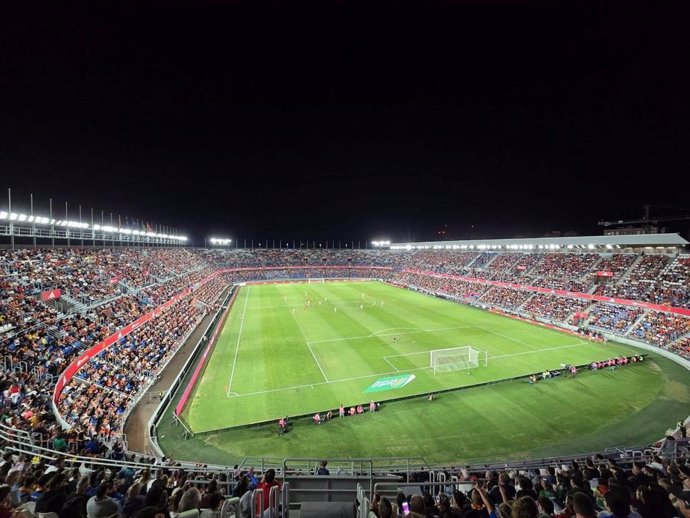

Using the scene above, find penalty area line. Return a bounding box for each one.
[487,342,586,360]
[306,342,330,382]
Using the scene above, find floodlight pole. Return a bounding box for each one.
[31,193,36,248]
[66,201,69,247]
[8,188,14,250]
[50,198,54,247]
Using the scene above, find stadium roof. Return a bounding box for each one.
[390,233,689,251]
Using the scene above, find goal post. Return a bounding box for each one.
[307,278,325,284]
[430,346,487,374]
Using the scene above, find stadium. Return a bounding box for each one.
[1,211,690,518]
[4,3,690,518]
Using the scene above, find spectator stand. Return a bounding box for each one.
[3,244,690,499]
[148,289,235,455]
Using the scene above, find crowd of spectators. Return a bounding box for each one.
[669,337,690,359]
[380,455,690,518]
[57,276,228,438]
[531,253,600,280]
[520,294,590,324]
[479,287,534,311]
[586,304,644,333]
[594,255,671,302]
[0,249,230,462]
[629,313,690,349]
[197,248,401,269]
[1,246,690,476]
[391,273,492,301]
[591,253,637,278]
[0,451,267,518]
[526,276,590,294]
[0,249,208,308]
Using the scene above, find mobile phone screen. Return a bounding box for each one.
[402,502,410,515]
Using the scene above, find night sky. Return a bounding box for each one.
[2,1,690,246]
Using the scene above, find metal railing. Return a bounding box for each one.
[249,484,287,518]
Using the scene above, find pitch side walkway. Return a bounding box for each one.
[123,287,231,454]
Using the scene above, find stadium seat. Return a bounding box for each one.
[219,497,240,518]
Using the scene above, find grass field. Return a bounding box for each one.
[184,281,646,431]
[160,281,690,465]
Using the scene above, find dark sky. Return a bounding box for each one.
[2,1,690,246]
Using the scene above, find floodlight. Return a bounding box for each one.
[209,237,232,245]
[0,211,7,219]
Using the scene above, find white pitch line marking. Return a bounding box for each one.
[488,342,585,359]
[306,325,476,346]
[369,327,417,337]
[474,325,580,349]
[383,356,400,372]
[306,342,329,382]
[226,286,250,396]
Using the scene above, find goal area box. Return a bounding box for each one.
[430,345,487,374]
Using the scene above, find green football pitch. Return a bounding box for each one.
[184,281,653,429]
[161,281,690,465]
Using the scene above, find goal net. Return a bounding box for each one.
[430,346,485,374]
[307,278,325,284]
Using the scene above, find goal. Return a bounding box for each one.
[307,278,325,284]
[430,346,486,374]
